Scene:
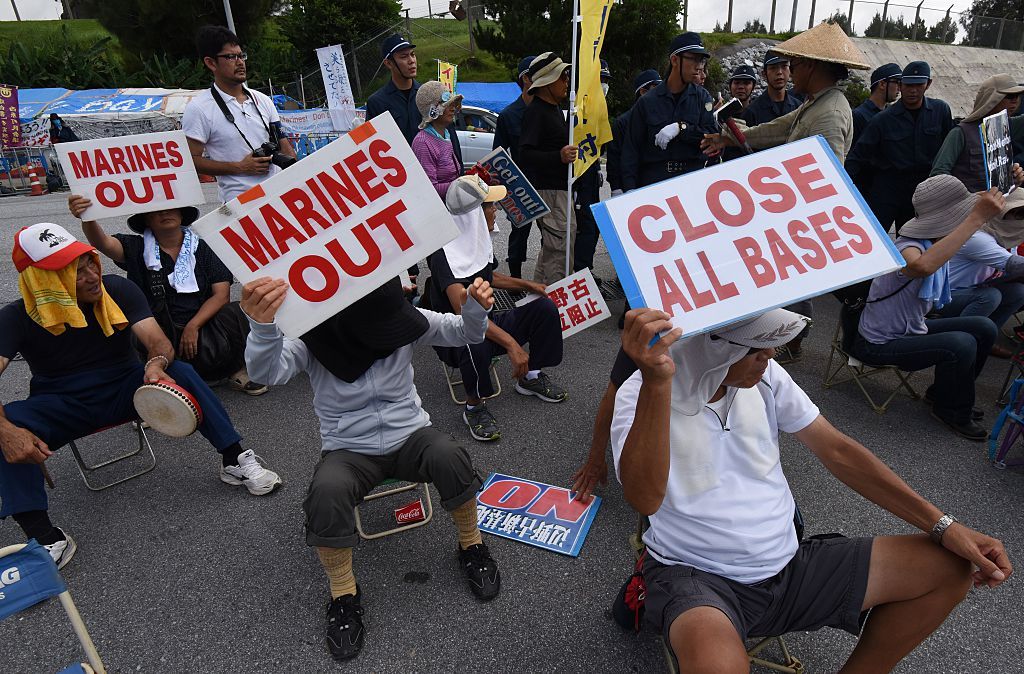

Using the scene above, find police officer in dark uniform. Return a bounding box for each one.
[493,56,536,278]
[620,33,717,191]
[574,60,612,274]
[728,64,758,110]
[846,61,953,235]
[741,53,801,126]
[852,62,902,143]
[607,70,662,196]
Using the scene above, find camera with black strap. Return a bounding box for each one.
[210,84,297,170]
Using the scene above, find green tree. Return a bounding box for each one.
[825,12,852,35]
[72,0,280,60]
[742,19,768,34]
[863,12,909,39]
[279,0,403,70]
[927,15,958,43]
[474,1,574,69]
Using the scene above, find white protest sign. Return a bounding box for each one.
[316,44,357,133]
[55,130,203,221]
[191,113,459,337]
[517,268,610,339]
[592,136,903,337]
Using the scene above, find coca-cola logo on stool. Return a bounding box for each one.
[395,499,426,524]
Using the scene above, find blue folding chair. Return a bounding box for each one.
[989,377,1024,469]
[0,540,105,673]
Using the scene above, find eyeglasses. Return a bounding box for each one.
[216,52,248,62]
[682,54,709,67]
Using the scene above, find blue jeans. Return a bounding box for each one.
[936,281,1024,331]
[854,316,997,423]
[0,361,241,517]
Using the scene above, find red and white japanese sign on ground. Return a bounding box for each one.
[191,114,459,338]
[591,136,904,338]
[517,268,610,339]
[55,130,204,221]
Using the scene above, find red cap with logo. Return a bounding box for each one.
[12,223,95,273]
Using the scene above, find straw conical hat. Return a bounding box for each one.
[772,22,870,70]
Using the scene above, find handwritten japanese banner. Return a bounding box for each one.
[438,60,458,94]
[592,136,903,338]
[518,268,610,339]
[476,473,601,557]
[316,44,357,133]
[0,84,21,148]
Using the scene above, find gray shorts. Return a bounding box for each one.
[643,536,873,643]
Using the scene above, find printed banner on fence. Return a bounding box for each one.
[191,114,459,338]
[476,473,601,557]
[316,45,357,133]
[0,85,21,148]
[981,109,1015,194]
[592,136,903,338]
[438,61,458,94]
[55,130,204,221]
[517,268,610,338]
[477,147,550,228]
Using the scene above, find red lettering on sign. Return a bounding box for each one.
[749,166,797,213]
[698,250,739,301]
[325,229,381,277]
[666,195,716,242]
[525,487,587,523]
[782,153,837,204]
[322,164,367,218]
[93,151,112,176]
[627,204,674,253]
[343,150,386,202]
[132,144,156,172]
[788,219,827,270]
[152,144,169,169]
[221,216,280,272]
[94,181,120,207]
[367,200,413,251]
[706,179,755,227]
[288,254,339,302]
[675,258,714,309]
[735,237,776,287]
[165,141,184,168]
[765,227,807,280]
[654,263,693,316]
[305,177,341,223]
[260,203,308,255]
[123,175,154,204]
[808,211,852,263]
[832,206,872,255]
[150,173,176,200]
[68,152,94,179]
[477,479,542,510]
[281,188,333,237]
[108,147,131,175]
[368,138,407,188]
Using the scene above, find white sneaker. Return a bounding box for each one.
[220,450,282,495]
[43,528,77,570]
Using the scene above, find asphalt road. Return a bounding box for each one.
[2,187,1024,673]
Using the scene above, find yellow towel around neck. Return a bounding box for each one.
[19,253,128,337]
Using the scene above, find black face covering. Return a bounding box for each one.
[300,278,428,383]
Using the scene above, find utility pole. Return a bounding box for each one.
[682,0,689,30]
[60,0,74,19]
[790,0,799,33]
[911,1,923,41]
[222,0,236,34]
[770,0,777,33]
[9,0,21,21]
[467,0,476,55]
[880,0,889,38]
[727,0,734,31]
[848,0,855,34]
[808,0,816,29]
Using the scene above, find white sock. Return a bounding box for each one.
[525,370,540,380]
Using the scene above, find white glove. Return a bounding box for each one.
[655,122,681,150]
[611,189,623,197]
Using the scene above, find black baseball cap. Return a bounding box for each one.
[381,35,415,60]
[728,65,758,83]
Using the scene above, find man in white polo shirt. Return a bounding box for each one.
[611,307,1011,673]
[182,25,296,203]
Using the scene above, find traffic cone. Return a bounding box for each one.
[28,165,43,197]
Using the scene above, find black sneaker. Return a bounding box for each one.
[463,404,500,442]
[923,390,984,421]
[325,588,365,661]
[458,543,501,601]
[930,411,989,442]
[515,372,567,403]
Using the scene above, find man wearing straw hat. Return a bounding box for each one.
[846,61,954,235]
[931,73,1024,192]
[518,52,578,285]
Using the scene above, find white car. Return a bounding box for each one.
[454,105,498,167]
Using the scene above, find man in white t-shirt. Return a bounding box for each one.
[181,25,296,203]
[611,307,1011,673]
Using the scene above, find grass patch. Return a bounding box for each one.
[0,18,118,50]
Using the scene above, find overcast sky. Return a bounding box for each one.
[1,0,978,38]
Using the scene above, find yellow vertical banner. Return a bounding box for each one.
[438,61,458,93]
[573,0,614,179]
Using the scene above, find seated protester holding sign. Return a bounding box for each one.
[855,176,1003,441]
[68,195,267,393]
[0,225,281,568]
[428,175,567,442]
[938,186,1024,357]
[241,274,501,660]
[612,306,1011,674]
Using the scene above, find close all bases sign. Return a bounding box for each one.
[55,130,204,221]
[592,136,903,337]
[192,114,459,338]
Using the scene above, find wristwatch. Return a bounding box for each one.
[677,121,688,132]
[930,513,956,544]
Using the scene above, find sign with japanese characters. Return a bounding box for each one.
[592,136,903,338]
[982,110,1015,195]
[477,147,550,228]
[517,268,610,339]
[316,44,357,132]
[0,84,21,147]
[476,473,602,557]
[55,130,204,220]
[438,60,458,94]
[191,114,459,338]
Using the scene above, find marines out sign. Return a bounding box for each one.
[592,136,903,337]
